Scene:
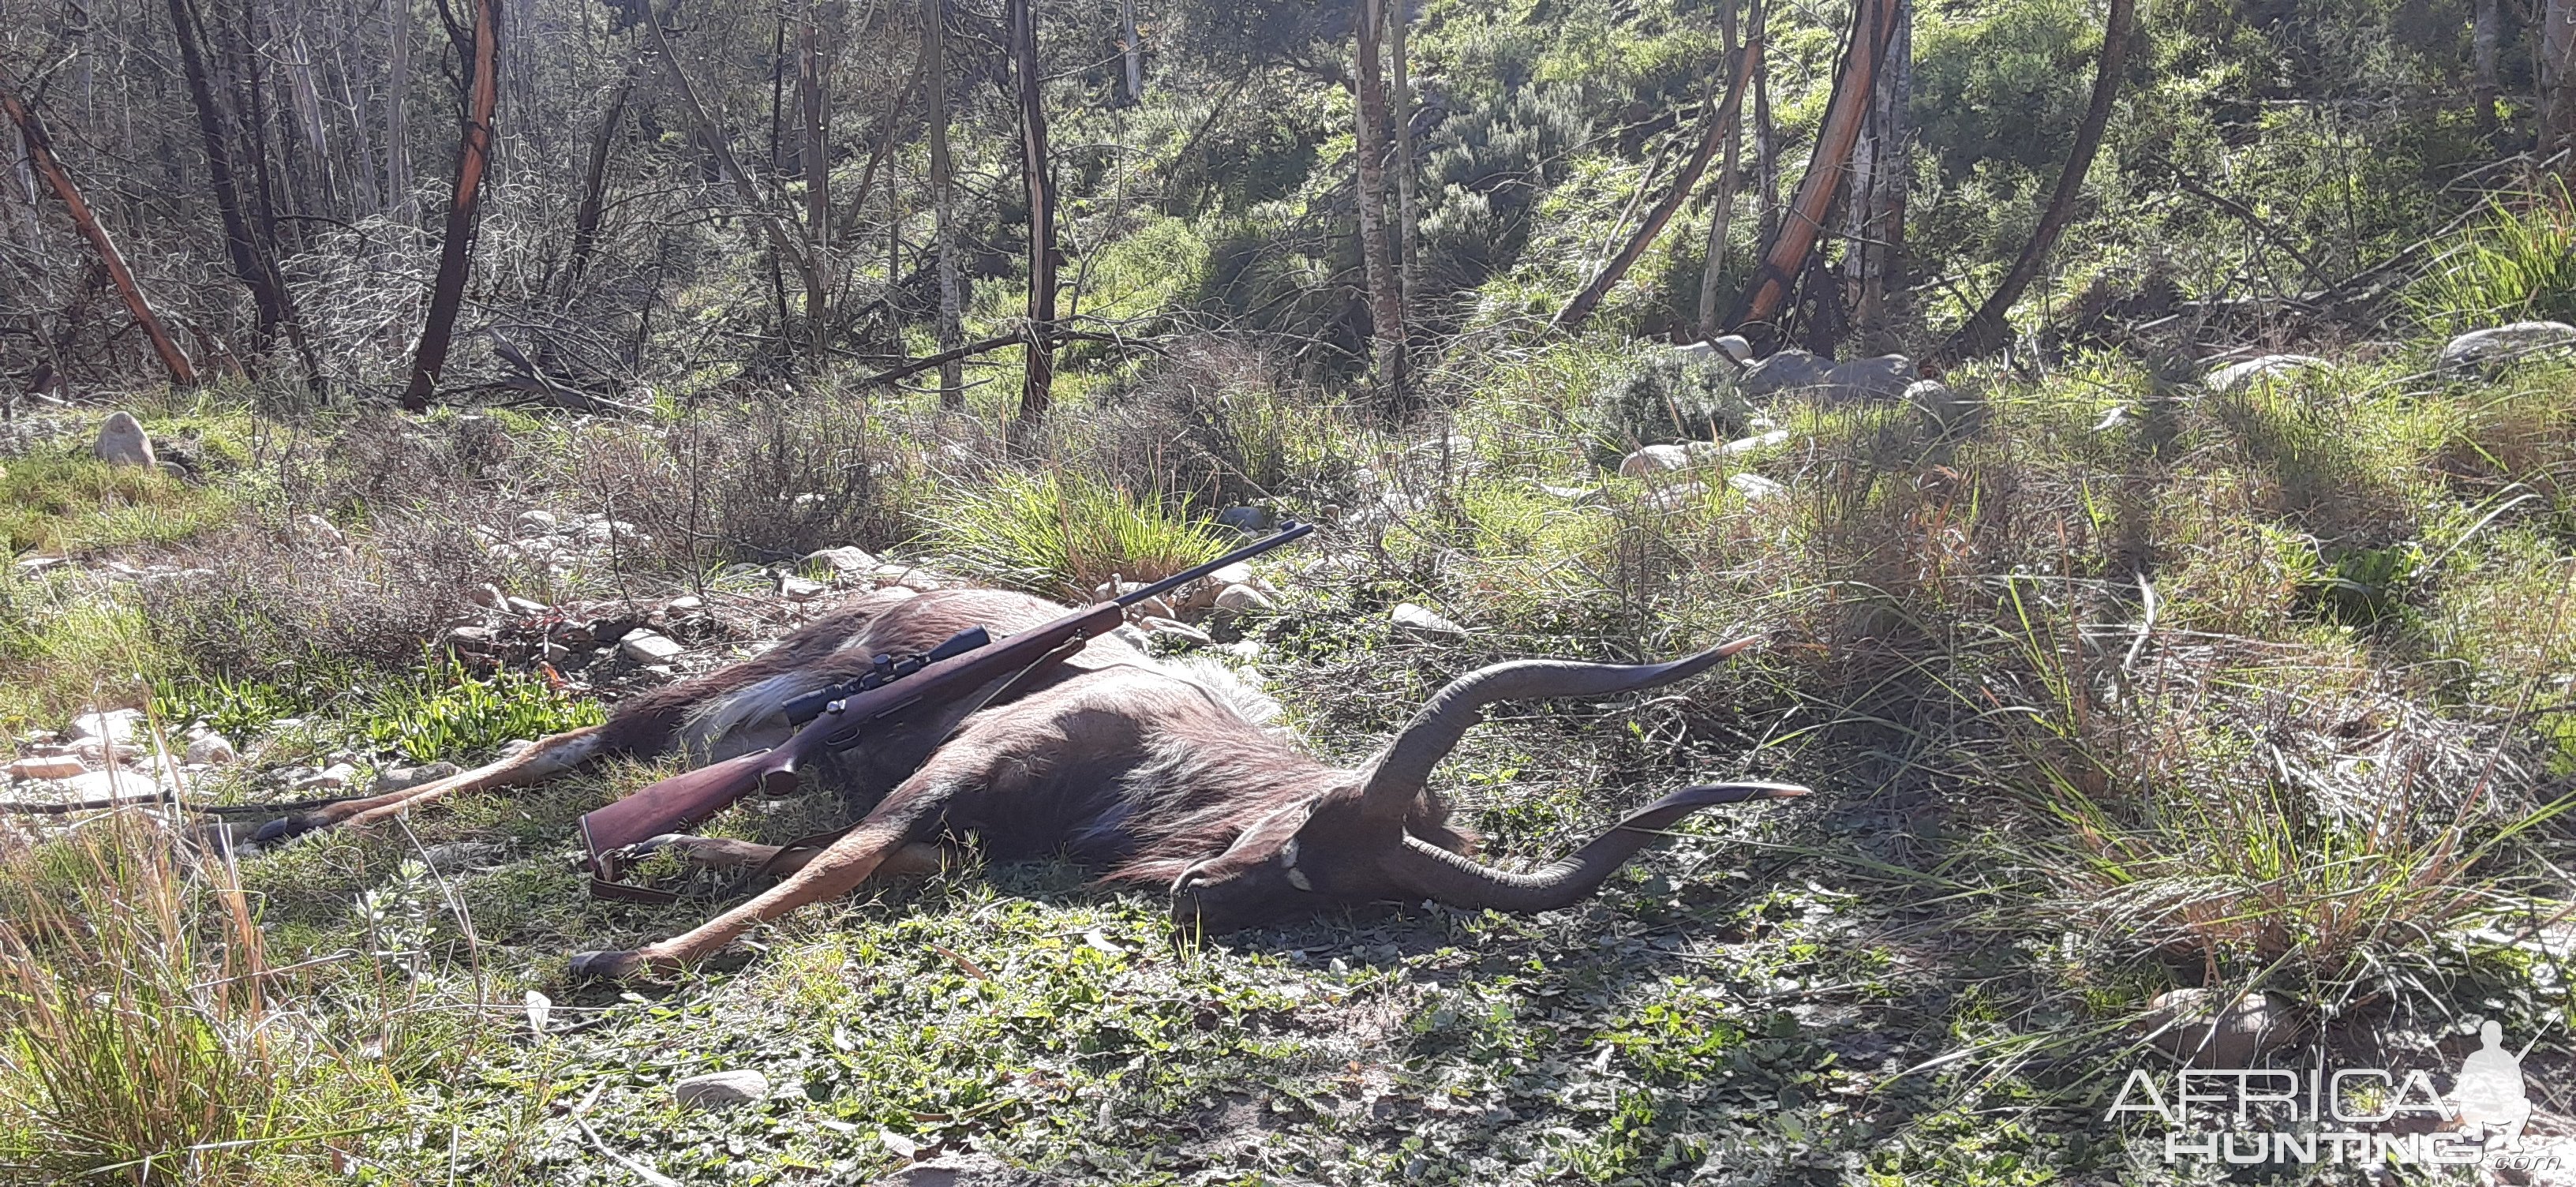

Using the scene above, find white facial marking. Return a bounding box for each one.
[1286,867,1313,892]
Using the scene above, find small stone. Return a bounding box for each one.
[374,762,461,794]
[2439,321,2576,379]
[1728,473,1788,500]
[513,509,558,537]
[1211,583,1274,614]
[1822,354,1916,401]
[6,755,88,781]
[1140,617,1212,646]
[1738,348,1836,397]
[92,412,156,467]
[2140,989,2297,1066]
[664,596,704,613]
[580,519,646,545]
[293,763,359,792]
[2204,354,2329,393]
[803,546,878,576]
[620,631,686,663]
[1215,505,1275,534]
[1618,444,1692,477]
[466,583,507,610]
[299,514,346,549]
[1392,603,1467,638]
[1219,639,1266,661]
[60,768,163,801]
[504,596,549,616]
[183,734,237,766]
[446,624,495,647]
[69,709,145,746]
[777,574,828,601]
[672,1069,769,1110]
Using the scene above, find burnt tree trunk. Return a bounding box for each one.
[402,0,500,410]
[1699,0,1760,339]
[1010,0,1056,425]
[1732,0,1899,333]
[1848,0,1910,354]
[1354,0,1404,398]
[169,0,317,380]
[0,66,197,387]
[1941,0,2132,363]
[565,67,635,294]
[1559,21,1758,331]
[1120,0,1142,105]
[927,0,963,408]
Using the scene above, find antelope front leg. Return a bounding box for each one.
[623,833,953,881]
[569,820,922,979]
[252,727,611,842]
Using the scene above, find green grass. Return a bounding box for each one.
[352,655,609,765]
[2406,184,2576,335]
[0,455,236,556]
[919,470,1233,600]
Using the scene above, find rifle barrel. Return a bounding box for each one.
[1116,522,1312,608]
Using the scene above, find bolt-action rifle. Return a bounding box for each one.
[580,522,1313,900]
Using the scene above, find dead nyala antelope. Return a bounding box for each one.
[249,585,1804,979]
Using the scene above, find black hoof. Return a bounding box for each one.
[250,814,317,844]
[568,949,645,981]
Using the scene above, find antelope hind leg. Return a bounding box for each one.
[623,833,951,881]
[569,820,925,979]
[252,726,612,843]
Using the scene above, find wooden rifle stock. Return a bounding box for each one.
[582,522,1313,901]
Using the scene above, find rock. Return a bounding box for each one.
[2204,354,2329,393]
[1618,444,1693,477]
[1392,603,1467,638]
[299,514,346,549]
[1728,473,1788,500]
[1823,354,1916,402]
[60,768,163,801]
[374,762,461,794]
[513,510,558,537]
[2140,989,2297,1066]
[673,1069,769,1110]
[182,734,237,766]
[620,631,686,663]
[777,573,829,601]
[579,519,647,546]
[1206,562,1260,591]
[1140,617,1212,646]
[69,709,145,747]
[1214,506,1275,534]
[2439,321,2576,379]
[446,625,495,648]
[293,763,359,792]
[803,545,879,576]
[504,596,549,616]
[1709,334,1754,364]
[1737,349,1836,398]
[1211,583,1274,614]
[664,596,704,613]
[6,755,88,781]
[92,412,156,467]
[1720,428,1792,455]
[861,1153,1038,1187]
[1905,379,1966,423]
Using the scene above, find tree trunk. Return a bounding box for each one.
[1009,0,1056,425]
[387,0,412,220]
[2475,0,2501,139]
[401,0,499,410]
[1754,25,1777,245]
[1560,23,1757,332]
[565,67,635,293]
[797,0,832,362]
[1391,0,1419,316]
[1940,0,2132,363]
[1121,0,1143,105]
[927,0,963,409]
[0,66,198,387]
[1732,0,1897,332]
[169,0,317,383]
[1700,0,1758,339]
[1849,0,1910,354]
[1354,0,1404,398]
[2545,0,2574,167]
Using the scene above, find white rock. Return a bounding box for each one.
[293,763,359,791]
[1720,429,1791,455]
[1140,616,1212,646]
[1738,349,1836,397]
[504,596,549,616]
[60,768,163,800]
[620,631,686,663]
[513,510,559,537]
[1211,583,1274,614]
[803,545,879,576]
[1392,603,1467,638]
[92,412,155,467]
[299,514,346,549]
[183,734,237,766]
[69,709,145,746]
[6,754,88,781]
[1728,473,1788,500]
[2204,354,2329,393]
[673,1069,769,1110]
[1618,444,1693,477]
[2141,989,2297,1067]
[777,574,828,601]
[664,596,704,613]
[2439,321,2576,379]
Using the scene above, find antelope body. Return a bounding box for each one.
[254,585,1803,979]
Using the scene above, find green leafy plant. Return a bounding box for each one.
[354,656,605,764]
[1582,350,1756,470]
[2406,185,2576,335]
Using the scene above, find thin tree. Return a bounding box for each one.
[1699,0,1762,339]
[566,66,638,293]
[0,63,197,387]
[1848,0,1911,353]
[1391,0,1420,315]
[1732,0,1899,331]
[1559,13,1758,331]
[401,0,500,410]
[1121,0,1143,105]
[168,0,317,380]
[2474,0,2501,139]
[2546,0,2574,167]
[796,0,833,362]
[387,0,412,220]
[1940,0,2134,363]
[1354,0,1403,396]
[1009,0,1057,425]
[927,0,964,409]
